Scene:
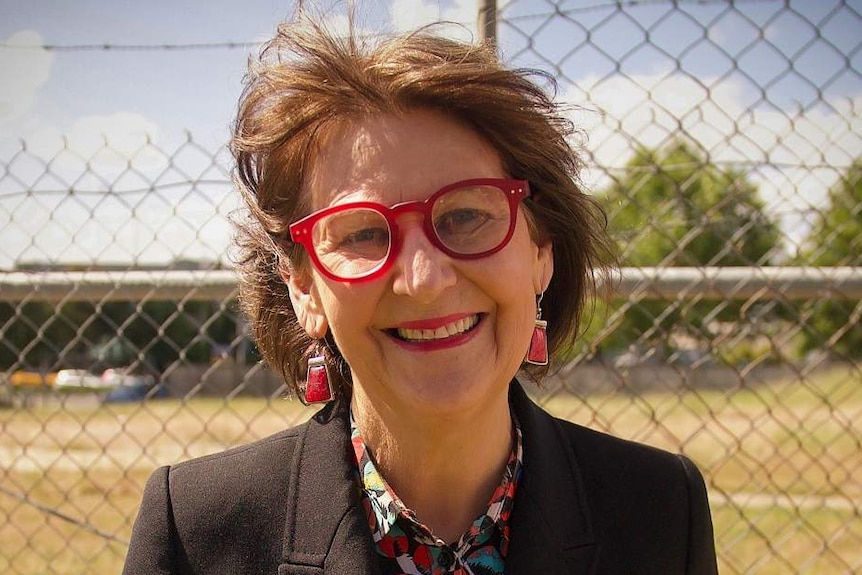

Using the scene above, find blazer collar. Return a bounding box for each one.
[278,382,598,575]
[506,382,599,574]
[278,399,379,575]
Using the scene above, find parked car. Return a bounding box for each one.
[99,368,156,388]
[54,369,114,391]
[9,371,57,388]
[101,368,168,402]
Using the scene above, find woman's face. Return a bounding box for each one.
[288,109,553,419]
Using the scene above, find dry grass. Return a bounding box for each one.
[1,396,316,575]
[1,365,860,574]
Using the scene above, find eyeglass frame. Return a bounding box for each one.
[288,178,531,283]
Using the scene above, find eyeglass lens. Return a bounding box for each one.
[310,183,513,279]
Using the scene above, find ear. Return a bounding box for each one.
[281,263,329,339]
[533,240,554,294]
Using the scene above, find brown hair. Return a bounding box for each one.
[231,19,614,400]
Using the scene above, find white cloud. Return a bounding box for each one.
[568,71,862,175]
[563,72,862,249]
[0,112,235,268]
[19,112,167,191]
[389,0,477,40]
[318,12,354,39]
[0,30,54,127]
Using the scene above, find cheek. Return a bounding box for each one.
[491,288,537,371]
[317,281,379,339]
[482,265,540,344]
[492,227,542,301]
[494,233,543,343]
[315,288,366,368]
[509,290,539,342]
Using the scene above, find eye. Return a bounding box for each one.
[338,227,389,251]
[313,208,389,257]
[434,208,492,236]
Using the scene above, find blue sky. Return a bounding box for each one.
[0,0,480,147]
[2,0,341,146]
[1,0,860,267]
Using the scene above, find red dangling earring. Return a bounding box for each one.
[526,293,549,366]
[303,355,333,404]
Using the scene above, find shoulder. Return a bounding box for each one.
[540,407,707,503]
[165,421,309,518]
[513,383,708,522]
[125,420,314,574]
[168,423,311,527]
[170,423,306,481]
[548,411,715,570]
[552,415,693,477]
[503,384,718,573]
[513,383,694,484]
[548,414,710,514]
[125,398,362,574]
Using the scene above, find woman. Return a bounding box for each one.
[123,19,718,575]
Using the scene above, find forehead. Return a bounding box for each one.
[305,110,505,209]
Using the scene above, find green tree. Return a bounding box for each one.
[0,301,90,371]
[796,159,862,359]
[606,142,779,267]
[1,298,241,373]
[97,301,218,371]
[595,141,782,356]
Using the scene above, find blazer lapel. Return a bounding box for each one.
[278,401,380,575]
[506,382,599,575]
[277,384,598,575]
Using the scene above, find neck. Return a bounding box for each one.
[352,386,513,544]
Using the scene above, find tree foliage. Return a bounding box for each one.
[605,142,780,267]
[0,299,240,372]
[795,159,862,359]
[800,159,862,266]
[590,141,782,356]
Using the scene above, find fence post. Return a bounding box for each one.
[478,0,497,46]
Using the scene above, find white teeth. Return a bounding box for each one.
[397,315,479,342]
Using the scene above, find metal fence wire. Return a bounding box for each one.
[1,0,861,573]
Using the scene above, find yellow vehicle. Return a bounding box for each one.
[9,371,57,388]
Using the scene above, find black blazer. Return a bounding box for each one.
[123,383,718,574]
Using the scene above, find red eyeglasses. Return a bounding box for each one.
[289,178,530,282]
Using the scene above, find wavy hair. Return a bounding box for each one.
[231,18,615,400]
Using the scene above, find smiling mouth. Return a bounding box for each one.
[391,314,481,342]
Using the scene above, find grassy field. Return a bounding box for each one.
[1,364,860,574]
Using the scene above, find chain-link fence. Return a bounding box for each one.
[2,0,861,573]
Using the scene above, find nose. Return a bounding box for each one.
[391,222,457,302]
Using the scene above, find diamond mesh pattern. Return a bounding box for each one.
[1,1,861,573]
